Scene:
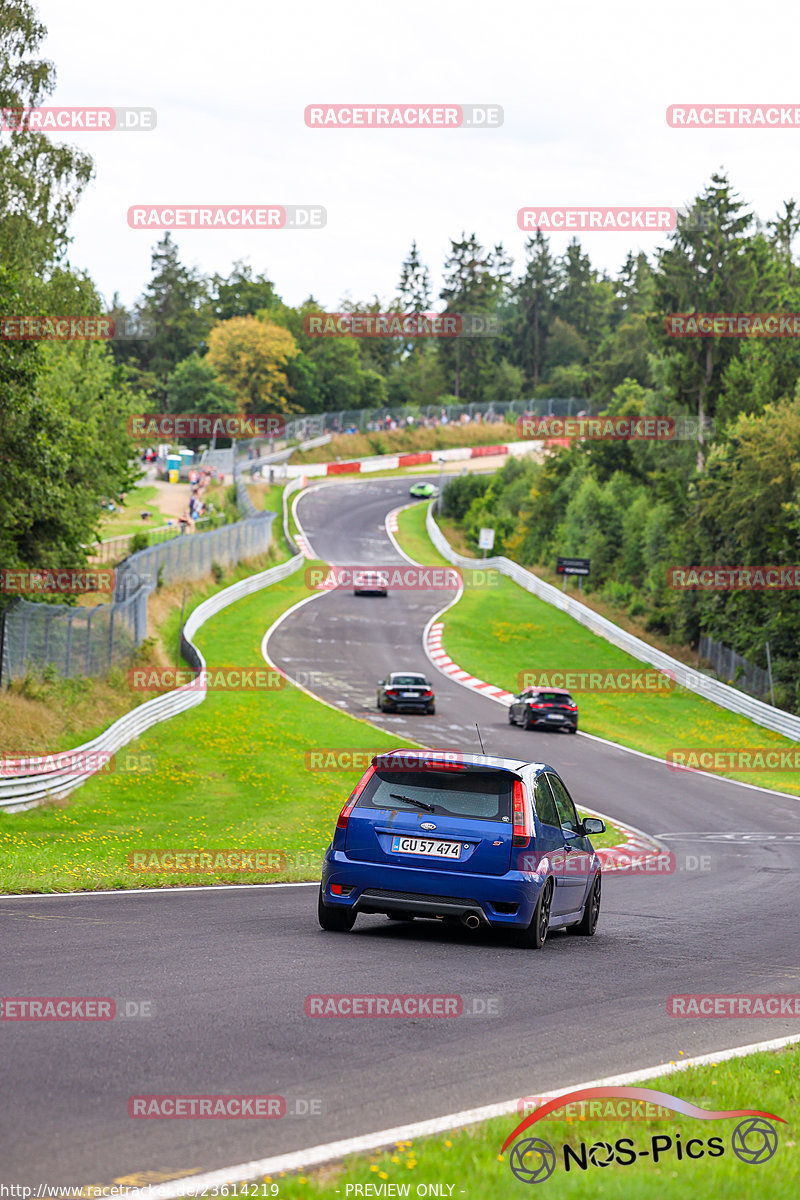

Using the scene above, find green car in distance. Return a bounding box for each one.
[409,482,439,499]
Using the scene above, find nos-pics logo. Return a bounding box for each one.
[502,1086,782,1184]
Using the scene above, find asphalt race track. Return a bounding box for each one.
[2,478,799,1187]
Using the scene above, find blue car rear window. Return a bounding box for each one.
[359,769,512,822]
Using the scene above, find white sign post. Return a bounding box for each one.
[478,527,495,558]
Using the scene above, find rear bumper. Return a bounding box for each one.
[321,850,541,928]
[532,715,577,730]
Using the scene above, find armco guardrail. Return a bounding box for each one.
[284,438,538,479]
[282,476,303,556]
[426,506,800,743]
[0,553,304,812]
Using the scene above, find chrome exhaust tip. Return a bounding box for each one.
[462,912,481,930]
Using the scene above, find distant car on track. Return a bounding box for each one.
[409,482,439,499]
[353,569,389,596]
[377,672,435,714]
[317,748,604,948]
[508,687,578,733]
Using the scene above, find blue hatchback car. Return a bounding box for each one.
[318,749,605,948]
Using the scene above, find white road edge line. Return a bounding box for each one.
[124,1033,800,1198]
[385,503,424,566]
[0,882,319,900]
[291,487,318,559]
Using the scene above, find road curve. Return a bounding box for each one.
[2,477,798,1187]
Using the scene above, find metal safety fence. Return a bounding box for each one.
[92,517,217,564]
[0,588,148,684]
[280,397,581,440]
[113,511,275,602]
[699,635,773,702]
[1,512,276,683]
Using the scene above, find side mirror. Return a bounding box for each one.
[377,680,385,686]
[582,817,606,836]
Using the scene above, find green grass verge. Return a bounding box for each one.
[292,423,518,464]
[245,481,286,519]
[98,483,169,537]
[225,1041,798,1199]
[396,503,800,795]
[0,564,415,893]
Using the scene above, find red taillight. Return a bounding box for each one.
[386,689,400,697]
[336,765,376,830]
[422,690,433,698]
[512,779,530,847]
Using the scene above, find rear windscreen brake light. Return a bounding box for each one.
[512,779,530,846]
[337,765,376,830]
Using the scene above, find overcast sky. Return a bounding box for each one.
[34,0,800,311]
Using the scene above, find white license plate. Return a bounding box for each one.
[391,835,462,859]
[402,691,419,697]
[546,713,564,720]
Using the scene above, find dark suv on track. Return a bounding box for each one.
[508,687,578,733]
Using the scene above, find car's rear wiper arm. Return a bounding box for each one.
[390,793,435,813]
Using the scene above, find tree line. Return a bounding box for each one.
[2,0,800,717]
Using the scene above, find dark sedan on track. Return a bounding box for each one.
[508,686,578,733]
[318,748,604,948]
[353,569,389,596]
[377,672,435,714]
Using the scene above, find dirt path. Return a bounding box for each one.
[147,477,192,520]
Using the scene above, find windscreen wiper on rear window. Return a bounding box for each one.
[390,792,435,813]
